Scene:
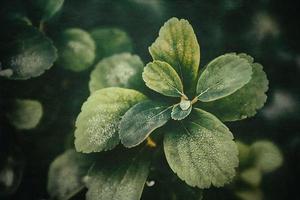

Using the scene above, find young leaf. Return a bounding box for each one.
[171,103,192,120]
[89,53,144,93]
[30,0,64,21]
[75,87,147,153]
[85,148,151,200]
[0,23,57,80]
[196,53,252,102]
[90,28,133,61]
[197,54,268,122]
[6,99,43,130]
[149,17,200,93]
[164,108,238,188]
[119,100,172,148]
[56,28,96,72]
[47,150,94,200]
[250,141,283,173]
[142,61,184,97]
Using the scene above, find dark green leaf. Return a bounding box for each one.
[30,0,64,21]
[149,17,200,94]
[6,99,43,130]
[119,100,172,148]
[164,108,238,188]
[75,87,147,153]
[56,28,95,72]
[47,150,94,200]
[142,60,184,97]
[85,148,151,200]
[90,28,133,61]
[196,53,252,102]
[197,53,268,121]
[89,53,144,93]
[0,23,57,80]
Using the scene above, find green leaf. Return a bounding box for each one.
[142,61,184,97]
[6,99,43,130]
[196,53,252,102]
[85,148,151,200]
[171,103,192,120]
[164,108,238,188]
[240,167,261,187]
[0,23,57,80]
[47,150,93,200]
[56,28,95,72]
[236,141,252,168]
[250,141,283,173]
[119,100,172,148]
[235,189,263,200]
[149,17,200,94]
[89,53,144,93]
[90,28,133,61]
[30,0,64,21]
[197,54,268,121]
[74,87,147,153]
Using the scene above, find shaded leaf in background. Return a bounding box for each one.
[142,60,184,97]
[198,53,268,121]
[55,28,95,72]
[0,23,57,80]
[85,148,151,200]
[75,87,147,153]
[149,17,200,95]
[47,150,94,200]
[6,99,43,130]
[90,28,133,61]
[164,108,238,188]
[196,53,252,102]
[240,167,262,187]
[30,0,64,21]
[89,53,144,93]
[119,100,172,148]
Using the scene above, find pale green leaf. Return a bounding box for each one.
[235,189,263,200]
[0,23,57,80]
[47,150,93,200]
[75,87,147,153]
[171,103,192,120]
[149,17,200,93]
[250,141,283,173]
[236,141,252,168]
[164,108,238,188]
[119,100,172,148]
[7,99,43,130]
[197,53,268,121]
[56,28,95,72]
[89,53,144,93]
[142,60,184,97]
[30,0,64,21]
[196,53,252,102]
[85,148,150,200]
[90,28,133,61]
[240,167,261,187]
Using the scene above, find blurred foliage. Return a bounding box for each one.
[0,0,299,200]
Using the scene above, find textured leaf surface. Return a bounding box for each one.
[7,99,43,130]
[0,23,57,80]
[75,87,147,153]
[143,61,184,97]
[196,53,252,102]
[171,104,192,120]
[149,17,200,93]
[164,108,238,188]
[250,141,283,173]
[47,150,93,200]
[56,28,95,72]
[89,53,144,93]
[90,28,132,61]
[85,149,150,200]
[30,0,64,21]
[120,100,172,148]
[198,54,268,121]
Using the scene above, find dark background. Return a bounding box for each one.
[0,0,299,199]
